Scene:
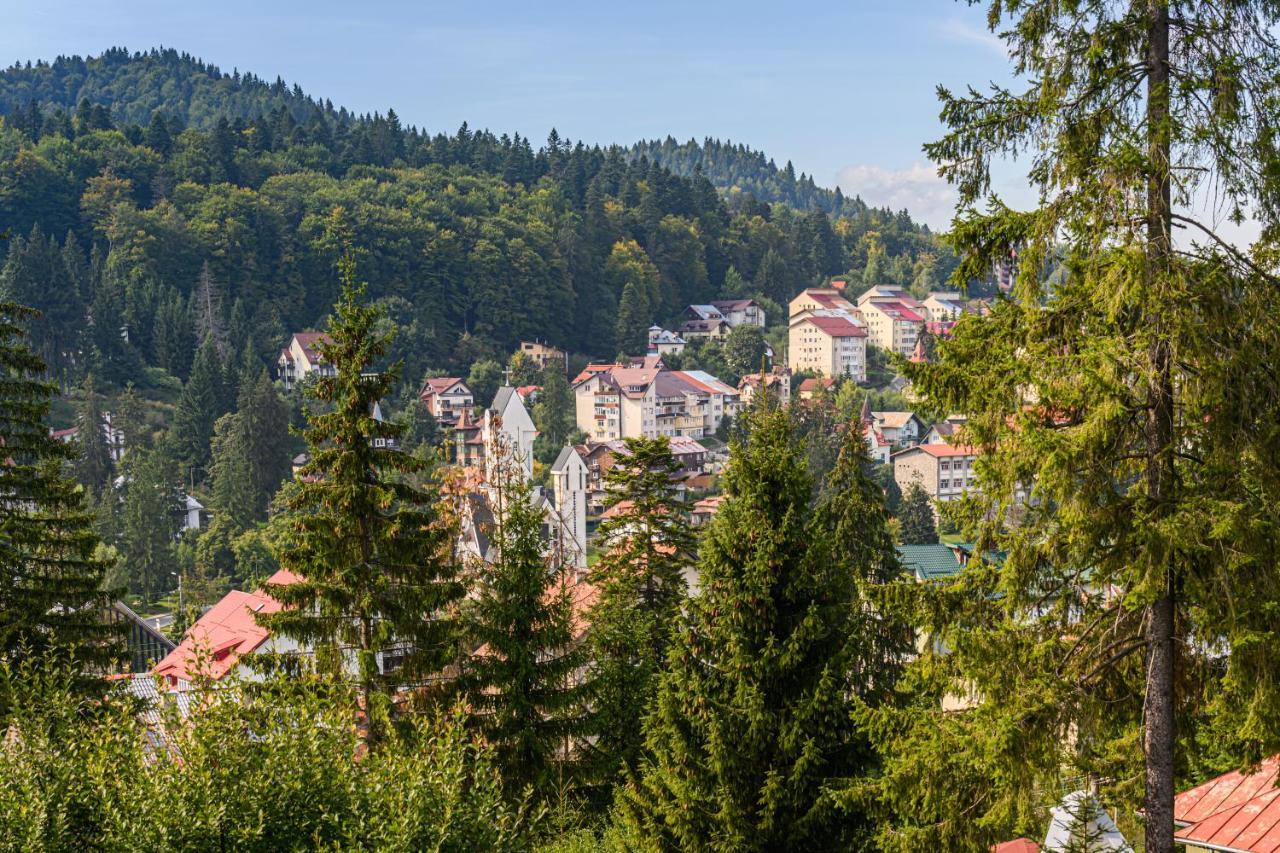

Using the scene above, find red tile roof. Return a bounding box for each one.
[153,568,301,685]
[798,377,836,393]
[899,443,978,458]
[992,840,1040,853]
[1172,757,1280,852]
[868,300,926,323]
[800,315,868,337]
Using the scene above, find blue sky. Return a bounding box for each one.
[4,0,1026,228]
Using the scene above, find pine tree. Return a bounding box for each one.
[0,302,121,702]
[171,334,226,474]
[235,365,291,518]
[118,446,180,604]
[263,253,463,745]
[73,374,114,495]
[876,5,1280,851]
[582,436,693,793]
[896,483,937,545]
[614,280,651,357]
[531,364,576,449]
[461,433,586,802]
[618,405,888,850]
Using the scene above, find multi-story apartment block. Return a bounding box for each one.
[921,292,971,323]
[788,312,868,381]
[519,339,568,373]
[855,298,925,357]
[788,287,858,318]
[573,364,739,441]
[709,298,766,328]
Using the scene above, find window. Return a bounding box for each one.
[940,460,950,471]
[939,478,950,489]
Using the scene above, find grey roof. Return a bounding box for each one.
[551,445,582,473]
[490,385,517,414]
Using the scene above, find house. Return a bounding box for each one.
[691,494,726,526]
[1172,754,1280,852]
[550,446,590,570]
[897,543,979,583]
[864,421,891,464]
[573,365,738,442]
[992,840,1040,853]
[738,367,791,408]
[678,317,732,340]
[788,313,868,381]
[892,443,980,509]
[107,600,177,674]
[710,298,766,328]
[515,385,541,404]
[452,409,485,468]
[647,325,687,356]
[519,340,568,374]
[855,287,926,357]
[796,376,837,400]
[153,568,303,693]
[921,291,973,323]
[577,436,707,513]
[277,332,335,391]
[419,377,474,423]
[871,411,925,446]
[924,417,966,445]
[50,412,126,462]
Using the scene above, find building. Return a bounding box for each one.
[647,325,687,356]
[550,446,590,570]
[1173,754,1280,852]
[796,376,836,400]
[277,332,335,391]
[710,298,766,328]
[485,386,538,479]
[870,411,925,446]
[418,377,474,423]
[788,313,868,381]
[678,316,732,341]
[519,340,568,373]
[788,287,857,317]
[573,365,739,442]
[855,290,925,358]
[738,367,791,408]
[892,443,980,509]
[181,495,205,532]
[153,569,303,693]
[924,417,965,445]
[50,412,126,462]
[864,420,891,464]
[921,291,972,323]
[108,600,177,674]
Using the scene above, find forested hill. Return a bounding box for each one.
[0,47,342,130]
[0,47,957,397]
[627,137,880,220]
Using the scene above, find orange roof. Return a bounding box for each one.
[601,499,636,520]
[798,377,836,393]
[572,363,619,385]
[153,568,301,684]
[693,495,727,514]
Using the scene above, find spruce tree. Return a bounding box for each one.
[896,483,938,545]
[876,4,1280,851]
[118,445,180,604]
[0,302,121,702]
[618,405,888,850]
[614,280,651,356]
[461,435,586,802]
[171,334,226,474]
[582,436,694,791]
[262,253,463,745]
[233,366,291,518]
[73,374,114,496]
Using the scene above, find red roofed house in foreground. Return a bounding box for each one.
[153,568,302,692]
[1173,756,1280,852]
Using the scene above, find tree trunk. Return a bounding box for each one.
[1144,3,1176,852]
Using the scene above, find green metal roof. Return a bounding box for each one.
[897,544,965,581]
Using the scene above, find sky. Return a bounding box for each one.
[3,1,1031,228]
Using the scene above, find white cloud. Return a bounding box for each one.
[935,17,1008,57]
[835,162,958,230]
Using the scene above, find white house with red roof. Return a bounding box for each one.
[418,377,474,423]
[153,568,303,692]
[277,332,335,391]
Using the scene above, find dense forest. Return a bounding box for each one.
[0,49,956,396]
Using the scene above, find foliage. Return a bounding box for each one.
[617,405,896,850]
[876,3,1280,851]
[461,437,586,805]
[582,436,694,796]
[896,483,937,546]
[0,655,531,851]
[262,252,464,743]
